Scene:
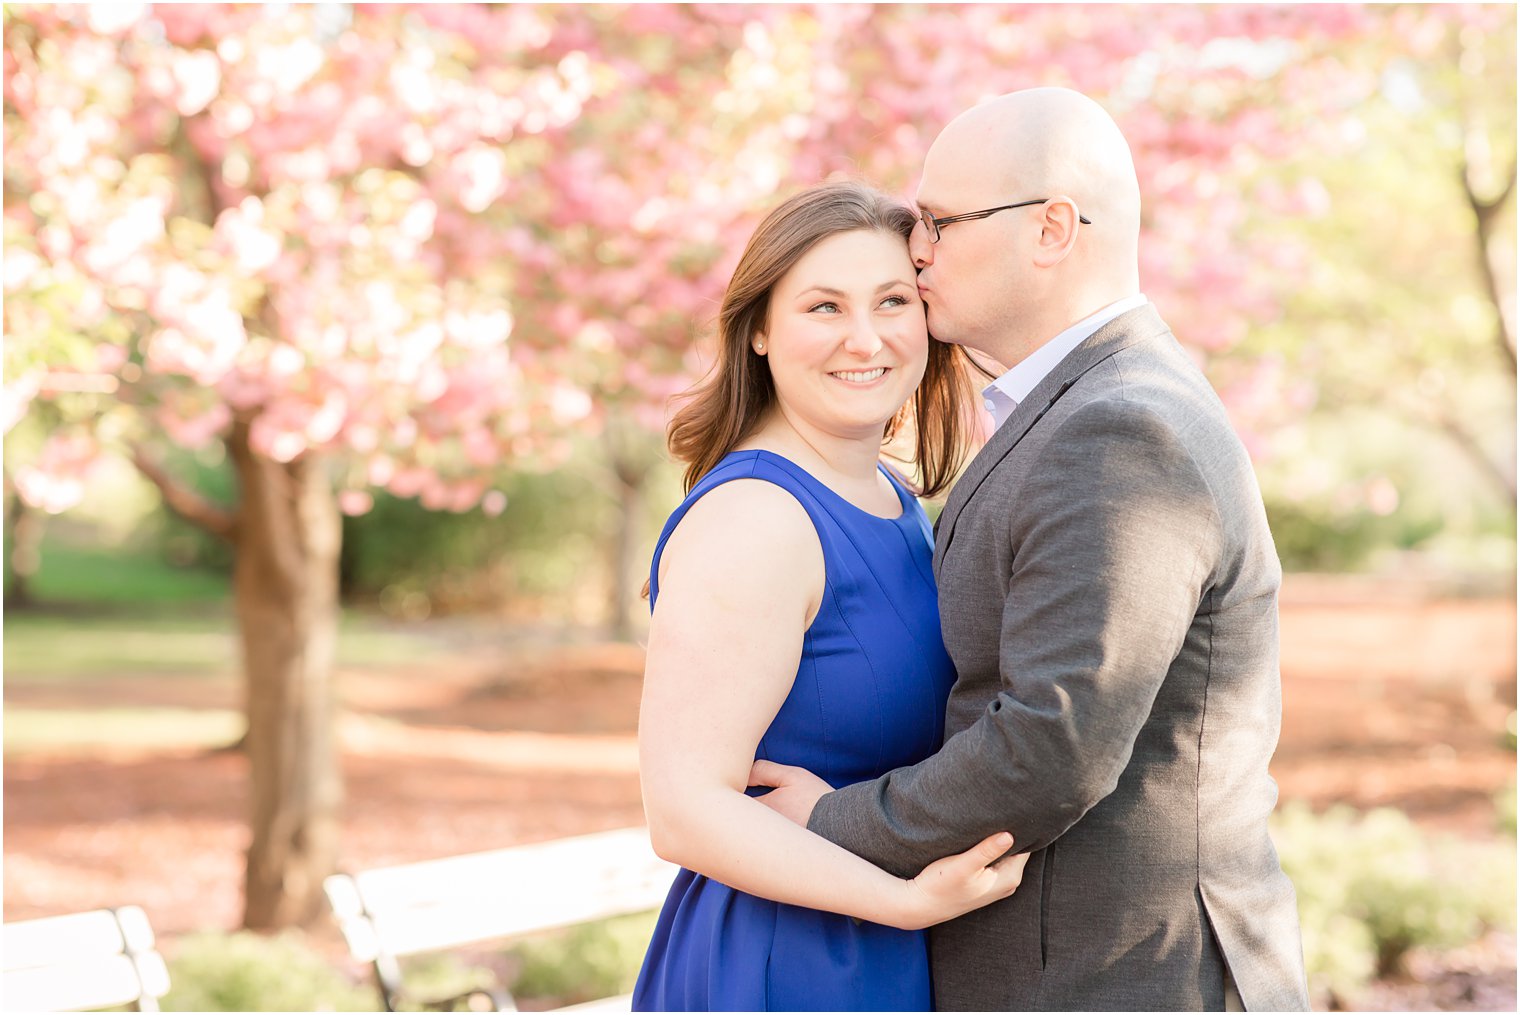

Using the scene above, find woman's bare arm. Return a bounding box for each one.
[639,479,1024,930]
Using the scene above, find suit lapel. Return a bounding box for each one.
[932,304,1175,576]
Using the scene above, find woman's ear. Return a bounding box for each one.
[753,333,768,355]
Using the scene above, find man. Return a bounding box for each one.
[751,88,1309,1011]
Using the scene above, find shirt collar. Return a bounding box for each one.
[984,294,1149,412]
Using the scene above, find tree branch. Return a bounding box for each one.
[1462,154,1518,375]
[130,446,240,542]
[1431,409,1517,503]
[1382,386,1517,505]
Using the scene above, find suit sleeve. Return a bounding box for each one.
[808,398,1223,876]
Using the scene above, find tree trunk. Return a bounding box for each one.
[228,421,343,930]
[4,478,43,609]
[609,457,648,643]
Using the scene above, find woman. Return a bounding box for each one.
[633,181,1026,1012]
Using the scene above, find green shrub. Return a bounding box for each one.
[507,911,659,1007]
[1498,781,1517,836]
[358,913,659,1010]
[339,469,619,615]
[161,931,378,1012]
[390,951,506,1012]
[1273,802,1517,1006]
[1262,497,1446,573]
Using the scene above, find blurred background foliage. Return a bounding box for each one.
[2,3,1513,1012]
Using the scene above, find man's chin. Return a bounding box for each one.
[928,326,973,351]
[925,312,960,346]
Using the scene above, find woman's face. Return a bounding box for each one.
[755,229,928,442]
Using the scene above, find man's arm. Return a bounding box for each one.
[806,398,1224,876]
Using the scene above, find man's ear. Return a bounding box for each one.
[1030,196,1082,268]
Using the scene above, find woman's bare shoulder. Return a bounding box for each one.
[659,478,821,593]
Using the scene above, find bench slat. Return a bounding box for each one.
[3,955,155,1012]
[2,910,132,972]
[351,828,669,905]
[3,907,169,1012]
[553,993,633,1012]
[326,827,676,960]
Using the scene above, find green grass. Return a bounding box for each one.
[11,540,231,606]
[151,916,662,1012]
[3,613,239,677]
[3,610,447,681]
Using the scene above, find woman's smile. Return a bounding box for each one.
[829,366,891,386]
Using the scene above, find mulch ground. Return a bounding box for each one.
[4,585,1515,1010]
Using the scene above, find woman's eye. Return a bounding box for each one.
[880,294,911,309]
[808,301,840,314]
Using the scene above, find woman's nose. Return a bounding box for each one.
[843,318,884,356]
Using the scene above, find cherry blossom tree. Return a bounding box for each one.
[6,3,1428,926]
[4,2,599,928]
[508,3,1376,631]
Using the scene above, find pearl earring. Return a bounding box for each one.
[755,343,765,353]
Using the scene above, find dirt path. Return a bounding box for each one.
[3,586,1514,1007]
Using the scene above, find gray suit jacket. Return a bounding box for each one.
[809,305,1308,1011]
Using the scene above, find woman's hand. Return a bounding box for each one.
[895,832,1028,931]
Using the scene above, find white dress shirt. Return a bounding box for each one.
[981,294,1149,433]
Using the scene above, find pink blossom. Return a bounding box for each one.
[159,401,231,449]
[444,308,513,349]
[388,467,430,498]
[215,196,281,274]
[548,385,593,425]
[339,489,374,516]
[1,374,43,434]
[13,432,102,513]
[4,248,44,292]
[450,145,507,213]
[461,427,500,467]
[397,199,437,243]
[146,326,242,386]
[86,4,147,35]
[3,2,1445,519]
[171,49,221,116]
[249,413,308,463]
[364,455,395,487]
[305,389,348,444]
[265,343,307,380]
[481,490,507,516]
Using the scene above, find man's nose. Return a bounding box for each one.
[909,220,934,268]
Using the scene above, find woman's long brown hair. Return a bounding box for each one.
[668,180,974,498]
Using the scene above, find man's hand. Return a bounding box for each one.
[749,760,831,827]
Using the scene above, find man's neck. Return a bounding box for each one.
[993,291,1141,367]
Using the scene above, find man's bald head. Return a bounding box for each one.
[930,87,1140,250]
[911,88,1142,363]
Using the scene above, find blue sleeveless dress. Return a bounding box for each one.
[632,449,957,1012]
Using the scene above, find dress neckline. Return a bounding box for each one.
[733,448,911,523]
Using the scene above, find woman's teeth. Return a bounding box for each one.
[832,368,887,383]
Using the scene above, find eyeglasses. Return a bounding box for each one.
[918,199,1091,243]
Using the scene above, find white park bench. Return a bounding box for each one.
[2,906,171,1012]
[324,826,678,1012]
